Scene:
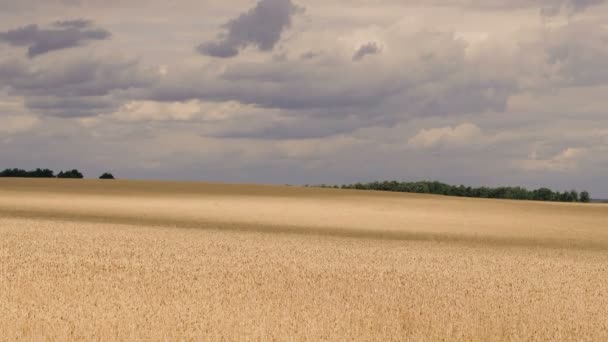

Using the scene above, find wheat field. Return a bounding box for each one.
[1,179,608,341]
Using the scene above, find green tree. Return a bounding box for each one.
[580,191,591,203]
[569,190,579,203]
[320,180,587,204]
[57,169,84,179]
[99,172,115,180]
[0,168,55,178]
[533,188,554,201]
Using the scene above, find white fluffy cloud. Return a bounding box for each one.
[0,115,39,134]
[408,123,482,149]
[107,100,251,122]
[0,95,39,134]
[516,148,588,172]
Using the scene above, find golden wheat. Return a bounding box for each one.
[1,179,607,340]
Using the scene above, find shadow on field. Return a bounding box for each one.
[2,207,607,251]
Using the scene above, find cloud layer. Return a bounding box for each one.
[0,0,607,196]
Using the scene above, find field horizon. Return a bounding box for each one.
[1,178,606,249]
[2,178,608,340]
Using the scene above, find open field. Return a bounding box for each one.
[1,179,608,340]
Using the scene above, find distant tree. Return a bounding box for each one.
[30,168,55,178]
[57,169,84,179]
[0,168,55,178]
[99,172,115,180]
[0,168,27,177]
[570,190,579,203]
[324,180,590,203]
[38,168,55,178]
[580,191,591,203]
[533,188,554,201]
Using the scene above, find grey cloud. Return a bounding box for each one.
[405,78,517,117]
[206,111,372,140]
[0,59,28,82]
[198,42,239,58]
[541,0,605,16]
[9,59,157,97]
[0,21,110,58]
[519,21,608,86]
[150,55,404,111]
[197,0,301,58]
[24,95,117,118]
[422,0,606,13]
[353,42,382,61]
[147,30,517,140]
[149,67,402,111]
[550,23,608,74]
[300,51,321,60]
[1,56,157,117]
[52,19,92,29]
[0,0,81,9]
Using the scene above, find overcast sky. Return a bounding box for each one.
[1,0,607,195]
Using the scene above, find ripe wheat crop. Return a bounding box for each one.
[1,179,608,340]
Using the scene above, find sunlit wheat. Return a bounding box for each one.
[1,179,607,340]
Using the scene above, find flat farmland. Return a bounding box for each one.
[1,179,608,340]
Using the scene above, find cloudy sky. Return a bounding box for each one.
[1,0,607,195]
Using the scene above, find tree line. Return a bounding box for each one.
[315,180,591,203]
[0,168,114,179]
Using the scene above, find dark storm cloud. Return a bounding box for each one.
[197,0,302,58]
[352,42,382,61]
[0,21,110,58]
